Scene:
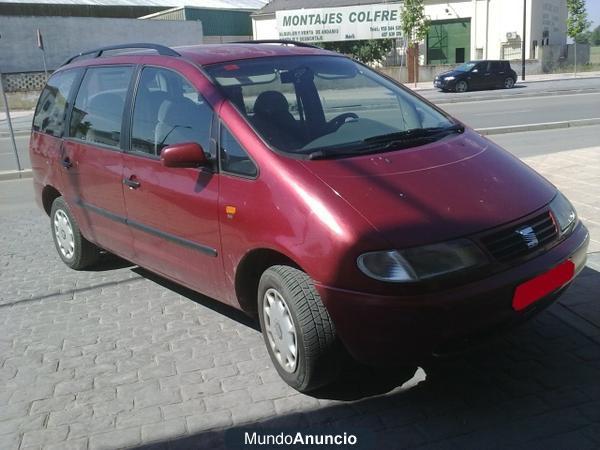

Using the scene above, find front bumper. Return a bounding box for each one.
[434,78,456,90]
[316,223,589,365]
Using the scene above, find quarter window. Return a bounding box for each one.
[69,66,133,148]
[130,67,213,157]
[33,70,78,137]
[220,124,257,177]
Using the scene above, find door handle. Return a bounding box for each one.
[61,157,73,169]
[123,176,141,189]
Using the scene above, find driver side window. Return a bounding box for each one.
[219,123,257,178]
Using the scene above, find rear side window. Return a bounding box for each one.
[69,66,133,148]
[490,62,502,72]
[130,67,213,157]
[33,70,78,137]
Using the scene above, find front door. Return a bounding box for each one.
[480,61,496,89]
[61,65,135,258]
[122,66,224,300]
[468,62,487,89]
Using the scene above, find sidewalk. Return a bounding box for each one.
[404,70,600,91]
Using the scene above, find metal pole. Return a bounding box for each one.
[41,50,49,80]
[0,71,23,173]
[522,0,526,81]
[574,41,577,78]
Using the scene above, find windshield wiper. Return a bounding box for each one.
[307,124,464,160]
[363,124,464,144]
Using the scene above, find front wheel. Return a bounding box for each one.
[504,77,516,89]
[258,265,342,392]
[455,81,468,93]
[50,197,100,270]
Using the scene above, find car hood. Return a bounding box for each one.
[436,70,463,79]
[300,130,556,249]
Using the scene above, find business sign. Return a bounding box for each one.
[276,4,403,43]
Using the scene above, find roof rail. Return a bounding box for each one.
[61,43,181,66]
[231,40,322,49]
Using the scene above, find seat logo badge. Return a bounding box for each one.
[516,226,539,249]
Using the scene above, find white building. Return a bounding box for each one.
[252,0,568,64]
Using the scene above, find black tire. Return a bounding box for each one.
[50,197,100,270]
[455,80,468,93]
[257,265,342,392]
[504,77,516,89]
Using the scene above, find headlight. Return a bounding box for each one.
[357,239,488,283]
[549,192,577,234]
[444,76,455,81]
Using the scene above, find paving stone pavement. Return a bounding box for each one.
[0,147,599,450]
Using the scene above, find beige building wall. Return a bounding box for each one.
[252,0,568,63]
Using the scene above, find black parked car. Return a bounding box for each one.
[434,60,517,93]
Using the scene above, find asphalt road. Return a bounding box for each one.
[419,76,600,104]
[0,134,30,172]
[0,113,32,133]
[442,92,600,129]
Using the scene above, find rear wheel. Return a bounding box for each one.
[50,197,100,270]
[258,265,342,392]
[455,80,468,93]
[504,77,516,89]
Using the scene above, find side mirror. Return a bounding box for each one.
[161,142,208,168]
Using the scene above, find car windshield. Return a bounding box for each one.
[205,55,456,158]
[455,62,478,72]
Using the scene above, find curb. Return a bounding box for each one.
[477,118,600,136]
[0,169,33,181]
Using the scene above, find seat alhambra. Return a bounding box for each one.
[30,42,589,392]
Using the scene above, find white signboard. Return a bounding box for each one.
[276,4,403,43]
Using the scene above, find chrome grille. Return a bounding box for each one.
[481,211,558,263]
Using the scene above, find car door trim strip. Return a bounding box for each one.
[75,199,218,257]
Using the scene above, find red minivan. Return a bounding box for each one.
[30,42,589,392]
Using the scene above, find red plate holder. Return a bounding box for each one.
[513,260,576,311]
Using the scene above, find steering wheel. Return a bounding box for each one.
[326,112,359,133]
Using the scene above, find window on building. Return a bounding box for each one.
[130,67,213,157]
[33,70,79,137]
[69,66,133,148]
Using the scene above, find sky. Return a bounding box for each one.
[587,0,600,28]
